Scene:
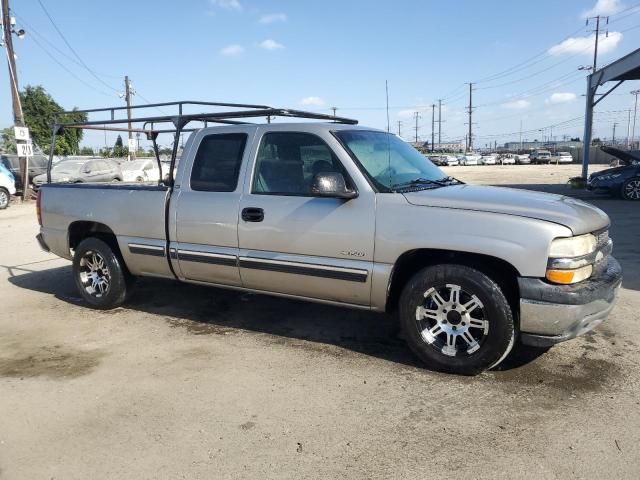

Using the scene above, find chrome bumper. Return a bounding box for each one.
[518,257,622,347]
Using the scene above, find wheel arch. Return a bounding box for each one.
[386,248,521,315]
[68,221,122,257]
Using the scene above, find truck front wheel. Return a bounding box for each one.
[72,237,131,309]
[399,264,515,375]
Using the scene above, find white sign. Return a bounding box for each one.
[14,126,30,141]
[128,139,136,152]
[16,143,33,157]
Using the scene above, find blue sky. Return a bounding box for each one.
[2,0,640,149]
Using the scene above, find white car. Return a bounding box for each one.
[0,168,16,209]
[444,155,459,166]
[501,155,516,165]
[121,159,161,182]
[460,154,479,166]
[553,152,573,164]
[479,154,497,165]
[515,154,531,165]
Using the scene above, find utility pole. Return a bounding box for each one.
[632,90,640,149]
[466,83,474,152]
[397,120,402,137]
[431,104,436,152]
[331,106,337,117]
[437,99,443,147]
[626,109,632,149]
[612,122,618,145]
[413,111,420,145]
[124,75,135,160]
[587,15,608,72]
[2,0,28,200]
[519,120,523,150]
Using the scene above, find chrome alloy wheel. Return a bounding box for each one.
[0,189,8,208]
[624,179,640,200]
[78,250,111,298]
[415,284,489,357]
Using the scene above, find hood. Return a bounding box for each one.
[33,172,77,184]
[600,146,640,166]
[402,185,609,235]
[590,164,638,178]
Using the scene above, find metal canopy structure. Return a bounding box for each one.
[47,100,358,185]
[582,48,640,178]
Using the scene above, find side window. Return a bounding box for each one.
[190,133,247,192]
[252,132,346,195]
[143,162,153,171]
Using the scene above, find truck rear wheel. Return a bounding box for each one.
[399,264,515,375]
[72,237,131,309]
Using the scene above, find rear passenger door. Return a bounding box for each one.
[169,127,255,286]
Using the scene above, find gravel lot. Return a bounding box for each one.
[1,164,639,479]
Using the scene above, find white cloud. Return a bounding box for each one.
[259,39,284,50]
[210,0,243,11]
[548,31,622,56]
[300,96,325,107]
[582,0,623,18]
[546,92,577,105]
[259,13,287,24]
[220,44,244,56]
[501,99,531,110]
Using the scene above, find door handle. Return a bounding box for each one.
[241,207,264,222]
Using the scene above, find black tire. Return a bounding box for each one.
[0,187,9,209]
[72,237,132,309]
[399,264,515,375]
[621,177,640,201]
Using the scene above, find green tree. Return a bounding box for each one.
[19,85,87,155]
[79,146,95,155]
[0,127,16,153]
[111,135,128,157]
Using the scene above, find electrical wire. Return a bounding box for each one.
[36,0,119,92]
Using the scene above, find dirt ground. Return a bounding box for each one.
[1,164,639,479]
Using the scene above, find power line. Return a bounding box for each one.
[36,0,119,92]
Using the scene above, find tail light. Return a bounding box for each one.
[36,190,42,226]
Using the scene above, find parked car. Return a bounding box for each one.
[0,165,16,209]
[37,114,622,375]
[553,152,573,164]
[121,159,161,183]
[33,158,122,190]
[479,154,497,165]
[444,155,459,166]
[587,146,640,200]
[515,154,531,165]
[530,149,552,164]
[500,155,516,165]
[460,154,479,166]
[0,153,49,191]
[428,155,447,166]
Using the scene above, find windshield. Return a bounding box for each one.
[334,130,447,192]
[52,161,85,174]
[121,160,148,171]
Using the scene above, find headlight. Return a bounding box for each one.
[549,234,596,258]
[598,173,622,181]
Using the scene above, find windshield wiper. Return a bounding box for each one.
[391,176,462,191]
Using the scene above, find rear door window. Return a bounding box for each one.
[190,133,248,192]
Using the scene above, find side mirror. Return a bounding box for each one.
[310,172,358,200]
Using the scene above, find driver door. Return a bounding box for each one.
[237,129,375,306]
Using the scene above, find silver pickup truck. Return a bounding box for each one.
[37,109,622,374]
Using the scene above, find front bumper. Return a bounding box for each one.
[518,257,622,347]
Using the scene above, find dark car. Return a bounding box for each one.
[0,154,49,191]
[587,146,640,200]
[32,158,123,190]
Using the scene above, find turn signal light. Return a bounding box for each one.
[546,265,593,284]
